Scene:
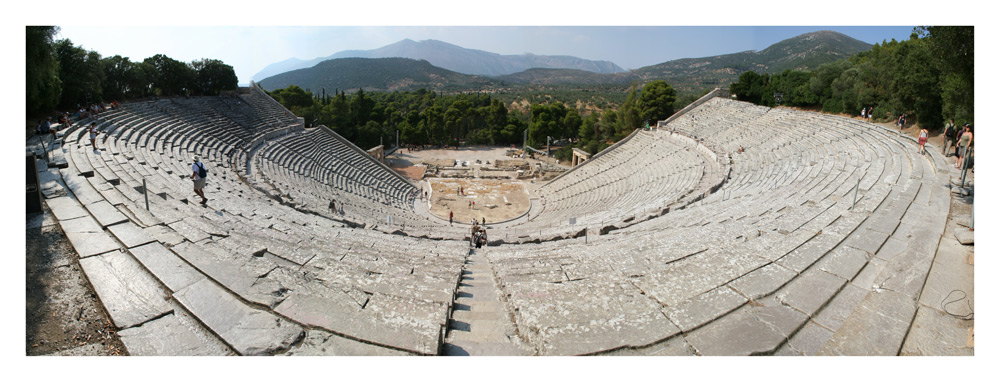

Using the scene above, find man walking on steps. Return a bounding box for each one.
[943,118,957,156]
[191,156,208,205]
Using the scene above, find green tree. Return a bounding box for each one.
[808,60,852,107]
[101,55,133,101]
[144,54,195,96]
[323,91,351,134]
[528,103,568,147]
[423,105,446,145]
[125,62,155,98]
[270,85,314,109]
[917,26,973,124]
[637,80,676,124]
[578,111,599,144]
[192,58,238,95]
[618,83,642,138]
[55,39,105,108]
[731,71,766,104]
[562,108,582,140]
[767,70,812,106]
[599,109,618,142]
[26,26,62,115]
[349,88,375,129]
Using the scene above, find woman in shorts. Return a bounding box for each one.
[89,122,99,152]
[917,128,928,154]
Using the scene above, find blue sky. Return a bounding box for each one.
[10,0,984,86]
[54,25,917,85]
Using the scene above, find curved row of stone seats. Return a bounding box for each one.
[242,83,302,132]
[39,98,473,355]
[57,139,456,354]
[476,97,950,355]
[533,130,708,225]
[261,128,416,209]
[491,128,728,242]
[252,127,454,234]
[91,91,302,179]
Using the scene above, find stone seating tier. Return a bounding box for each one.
[35,94,950,356]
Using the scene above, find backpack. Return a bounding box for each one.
[196,162,207,178]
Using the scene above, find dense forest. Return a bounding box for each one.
[29,25,972,166]
[267,80,681,160]
[729,26,973,128]
[26,26,239,116]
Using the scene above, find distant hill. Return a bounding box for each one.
[630,30,873,92]
[494,31,873,91]
[496,68,635,85]
[252,39,626,81]
[257,57,498,93]
[258,31,875,104]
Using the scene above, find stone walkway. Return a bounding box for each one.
[26,94,973,357]
[442,248,530,355]
[899,170,974,355]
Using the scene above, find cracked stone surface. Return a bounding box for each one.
[78,250,173,329]
[173,278,303,356]
[118,309,233,356]
[28,96,965,357]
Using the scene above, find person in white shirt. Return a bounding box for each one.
[88,122,100,152]
[191,156,208,205]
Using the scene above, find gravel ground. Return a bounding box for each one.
[26,206,128,356]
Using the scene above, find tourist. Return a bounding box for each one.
[860,107,866,120]
[956,125,972,169]
[955,125,966,159]
[36,119,55,139]
[89,122,99,152]
[897,114,906,129]
[867,107,873,121]
[482,217,486,226]
[191,156,208,205]
[475,226,487,248]
[943,119,957,156]
[918,128,928,154]
[329,199,337,213]
[449,211,453,225]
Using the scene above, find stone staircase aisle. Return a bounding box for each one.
[442,248,530,355]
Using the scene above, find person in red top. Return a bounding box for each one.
[918,128,928,154]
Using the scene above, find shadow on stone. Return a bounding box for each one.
[449,320,471,332]
[442,343,470,356]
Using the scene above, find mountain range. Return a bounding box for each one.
[258,57,498,94]
[257,31,873,96]
[253,38,625,81]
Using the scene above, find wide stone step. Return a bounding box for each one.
[173,278,304,356]
[78,250,173,329]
